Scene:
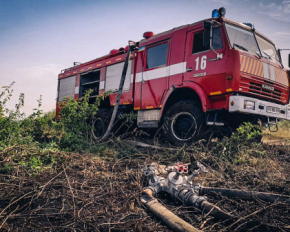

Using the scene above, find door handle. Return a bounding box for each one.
[186,68,193,72]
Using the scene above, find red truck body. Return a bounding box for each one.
[56,16,290,142]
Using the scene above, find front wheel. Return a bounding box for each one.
[162,100,205,144]
[92,108,111,140]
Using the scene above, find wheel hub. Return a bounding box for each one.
[171,112,197,141]
[93,118,105,139]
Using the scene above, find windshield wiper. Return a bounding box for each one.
[263,51,281,64]
[253,51,262,59]
[262,51,272,60]
[233,43,261,58]
[269,53,280,63]
[233,43,248,52]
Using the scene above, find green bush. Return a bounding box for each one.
[0,83,111,153]
[0,83,115,175]
[0,83,30,149]
[216,122,262,164]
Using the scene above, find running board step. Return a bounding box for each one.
[138,121,159,128]
[268,117,278,132]
[206,112,224,126]
[137,109,160,128]
[207,122,225,126]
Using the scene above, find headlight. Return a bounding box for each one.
[244,100,255,110]
[266,106,280,114]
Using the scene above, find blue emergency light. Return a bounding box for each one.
[212,7,226,18]
[212,9,219,17]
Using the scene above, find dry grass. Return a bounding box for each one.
[262,120,290,145]
[0,136,290,231]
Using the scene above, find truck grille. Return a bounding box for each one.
[248,82,281,101]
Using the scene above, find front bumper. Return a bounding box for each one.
[229,95,290,120]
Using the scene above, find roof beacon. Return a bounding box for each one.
[212,7,226,18]
[212,9,219,17]
[218,7,226,17]
[143,31,154,39]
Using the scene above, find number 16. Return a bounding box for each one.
[195,55,207,71]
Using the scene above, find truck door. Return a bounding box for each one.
[140,41,170,109]
[183,26,227,96]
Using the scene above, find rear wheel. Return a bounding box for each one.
[92,108,111,140]
[163,100,205,144]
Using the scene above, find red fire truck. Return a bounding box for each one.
[56,8,290,144]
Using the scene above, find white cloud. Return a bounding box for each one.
[276,32,290,36]
[285,4,290,13]
[256,1,290,22]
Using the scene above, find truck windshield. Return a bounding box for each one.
[225,23,259,55]
[225,23,281,65]
[256,35,279,63]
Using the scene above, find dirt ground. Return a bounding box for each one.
[0,137,290,232]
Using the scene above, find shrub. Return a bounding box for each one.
[0,83,30,149]
[215,122,262,165]
[56,90,112,152]
[0,83,111,153]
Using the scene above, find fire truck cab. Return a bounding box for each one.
[57,8,290,144]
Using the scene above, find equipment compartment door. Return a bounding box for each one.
[140,41,171,109]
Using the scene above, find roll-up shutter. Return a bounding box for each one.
[58,75,76,102]
[105,60,132,92]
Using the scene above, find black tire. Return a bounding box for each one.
[162,100,205,144]
[92,108,111,140]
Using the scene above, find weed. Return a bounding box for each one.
[0,163,13,174]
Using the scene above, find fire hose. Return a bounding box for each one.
[140,193,201,232]
[199,187,290,204]
[97,41,136,142]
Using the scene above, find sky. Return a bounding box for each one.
[0,0,290,116]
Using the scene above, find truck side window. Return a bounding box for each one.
[192,28,223,54]
[146,43,168,69]
[192,30,209,54]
